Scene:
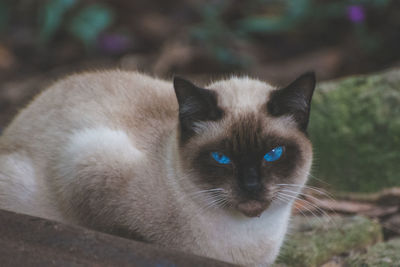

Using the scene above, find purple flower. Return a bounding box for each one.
[347,5,365,23]
[98,33,130,54]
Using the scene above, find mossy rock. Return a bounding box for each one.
[276,216,382,267]
[309,69,400,192]
[346,238,400,266]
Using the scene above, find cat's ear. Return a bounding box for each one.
[173,77,223,139]
[267,72,316,131]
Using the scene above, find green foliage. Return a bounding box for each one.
[238,0,311,33]
[191,1,247,67]
[38,0,77,42]
[277,216,382,267]
[38,0,114,47]
[191,0,393,65]
[0,1,10,32]
[67,5,113,47]
[309,71,400,192]
[346,238,400,266]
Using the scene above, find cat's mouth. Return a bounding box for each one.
[236,200,269,217]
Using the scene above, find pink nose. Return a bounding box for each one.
[237,200,267,217]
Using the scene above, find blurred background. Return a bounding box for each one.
[0,0,400,239]
[1,0,399,82]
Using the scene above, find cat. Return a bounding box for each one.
[0,70,315,266]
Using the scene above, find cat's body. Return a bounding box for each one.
[0,71,315,266]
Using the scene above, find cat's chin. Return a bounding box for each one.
[236,200,269,218]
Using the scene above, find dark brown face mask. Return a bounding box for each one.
[175,73,316,217]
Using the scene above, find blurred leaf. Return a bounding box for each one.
[286,0,310,18]
[0,1,10,32]
[238,0,310,33]
[238,16,295,33]
[67,4,113,47]
[39,0,77,42]
[351,0,391,7]
[355,25,380,53]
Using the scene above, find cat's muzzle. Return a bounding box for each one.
[237,200,269,217]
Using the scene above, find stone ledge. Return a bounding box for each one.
[0,209,235,267]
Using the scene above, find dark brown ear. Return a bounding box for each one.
[267,72,316,131]
[173,77,223,141]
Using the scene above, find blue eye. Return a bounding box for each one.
[264,146,284,162]
[211,152,231,164]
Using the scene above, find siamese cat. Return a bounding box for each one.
[0,70,315,266]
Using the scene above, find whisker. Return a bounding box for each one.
[220,199,230,209]
[278,193,336,228]
[180,187,229,220]
[202,195,227,211]
[277,192,326,224]
[277,191,327,216]
[274,195,315,225]
[279,189,337,216]
[276,183,335,200]
[180,188,225,202]
[308,174,332,187]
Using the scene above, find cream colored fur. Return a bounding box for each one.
[0,71,312,266]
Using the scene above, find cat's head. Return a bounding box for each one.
[173,73,315,217]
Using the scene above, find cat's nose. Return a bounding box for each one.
[240,167,262,193]
[243,178,262,192]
